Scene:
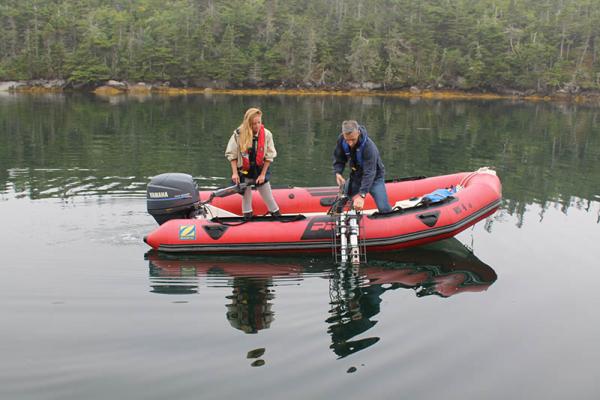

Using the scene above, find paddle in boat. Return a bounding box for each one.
[143,167,501,258]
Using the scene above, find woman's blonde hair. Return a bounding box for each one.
[238,108,262,152]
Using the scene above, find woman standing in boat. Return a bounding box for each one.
[225,107,280,219]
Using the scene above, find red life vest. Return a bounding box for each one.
[241,124,265,172]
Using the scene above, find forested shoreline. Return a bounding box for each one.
[1,0,600,95]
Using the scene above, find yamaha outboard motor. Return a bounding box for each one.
[147,173,200,225]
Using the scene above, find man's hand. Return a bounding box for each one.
[232,172,240,184]
[256,174,266,185]
[335,173,346,187]
[353,195,365,211]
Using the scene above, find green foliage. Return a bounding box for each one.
[0,0,599,91]
[348,35,381,83]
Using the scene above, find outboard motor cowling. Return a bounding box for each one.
[147,173,200,225]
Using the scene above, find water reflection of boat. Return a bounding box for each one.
[365,239,498,297]
[147,238,497,355]
[147,254,301,333]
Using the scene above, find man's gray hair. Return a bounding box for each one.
[341,120,359,135]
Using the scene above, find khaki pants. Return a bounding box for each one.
[242,182,279,214]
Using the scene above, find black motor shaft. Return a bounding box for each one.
[211,182,249,199]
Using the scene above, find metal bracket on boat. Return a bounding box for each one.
[333,210,366,265]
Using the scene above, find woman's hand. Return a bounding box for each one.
[232,172,240,184]
[256,174,266,185]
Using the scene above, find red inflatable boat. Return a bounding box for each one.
[144,168,501,254]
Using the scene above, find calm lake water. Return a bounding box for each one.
[1,93,599,400]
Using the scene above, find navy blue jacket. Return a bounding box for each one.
[333,126,386,195]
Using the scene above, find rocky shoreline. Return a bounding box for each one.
[2,79,600,104]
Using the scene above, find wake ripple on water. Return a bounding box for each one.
[4,167,149,200]
[3,168,231,201]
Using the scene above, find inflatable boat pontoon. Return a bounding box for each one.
[144,168,501,255]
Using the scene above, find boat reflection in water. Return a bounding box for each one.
[326,239,497,357]
[147,238,497,356]
[148,255,302,334]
